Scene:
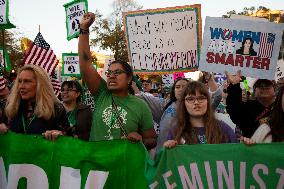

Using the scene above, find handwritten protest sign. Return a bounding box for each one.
[0,48,11,71]
[62,53,80,76]
[162,74,174,88]
[0,0,15,29]
[275,59,284,81]
[124,4,202,74]
[63,0,88,41]
[199,17,284,80]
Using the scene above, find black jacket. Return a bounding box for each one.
[66,102,92,141]
[9,102,70,135]
[226,83,273,137]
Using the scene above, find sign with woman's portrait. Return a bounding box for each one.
[199,17,284,80]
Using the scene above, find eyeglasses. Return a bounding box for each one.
[61,88,78,92]
[105,69,127,77]
[185,96,207,104]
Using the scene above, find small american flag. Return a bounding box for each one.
[51,72,61,97]
[23,32,58,76]
[258,33,275,58]
[0,75,5,91]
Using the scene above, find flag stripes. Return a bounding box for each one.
[0,75,6,91]
[258,33,275,58]
[23,33,59,76]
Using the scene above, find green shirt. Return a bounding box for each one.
[89,80,154,141]
[67,108,77,127]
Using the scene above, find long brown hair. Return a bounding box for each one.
[269,85,284,142]
[175,81,227,144]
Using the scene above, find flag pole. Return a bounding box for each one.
[39,25,40,33]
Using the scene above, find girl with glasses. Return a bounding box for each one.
[164,81,238,148]
[61,80,92,141]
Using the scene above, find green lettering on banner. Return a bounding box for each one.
[0,132,284,189]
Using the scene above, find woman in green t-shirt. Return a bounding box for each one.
[78,12,157,150]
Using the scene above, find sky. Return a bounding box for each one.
[8,0,284,57]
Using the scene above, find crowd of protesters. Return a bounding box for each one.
[0,12,283,156]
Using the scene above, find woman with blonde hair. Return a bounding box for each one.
[0,65,69,140]
[164,81,237,148]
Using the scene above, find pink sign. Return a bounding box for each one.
[173,72,185,80]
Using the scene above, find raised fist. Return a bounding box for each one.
[80,12,96,30]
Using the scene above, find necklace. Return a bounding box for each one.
[21,114,36,134]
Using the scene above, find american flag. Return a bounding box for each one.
[0,75,5,91]
[23,32,58,76]
[258,33,275,58]
[51,72,61,97]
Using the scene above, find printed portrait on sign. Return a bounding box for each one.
[236,37,257,56]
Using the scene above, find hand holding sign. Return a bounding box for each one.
[80,12,95,30]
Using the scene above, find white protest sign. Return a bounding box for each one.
[275,59,284,82]
[199,17,284,80]
[124,5,201,74]
[62,53,80,76]
[0,0,7,25]
[162,74,174,88]
[0,0,14,29]
[0,49,4,69]
[64,0,88,41]
[0,48,11,71]
[100,58,114,80]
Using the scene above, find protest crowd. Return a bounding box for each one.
[0,2,284,189]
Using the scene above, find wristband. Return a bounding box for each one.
[80,28,89,35]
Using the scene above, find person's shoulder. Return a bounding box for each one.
[250,50,257,56]
[54,102,64,109]
[77,102,91,110]
[236,48,243,54]
[218,120,234,133]
[129,94,147,104]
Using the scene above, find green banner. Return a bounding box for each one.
[0,132,148,189]
[146,143,284,189]
[1,132,284,189]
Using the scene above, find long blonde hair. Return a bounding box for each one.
[5,65,59,120]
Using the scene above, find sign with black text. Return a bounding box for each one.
[199,17,284,80]
[63,0,88,41]
[124,4,201,74]
[0,0,15,29]
[62,53,80,76]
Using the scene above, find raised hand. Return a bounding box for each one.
[225,70,242,85]
[80,12,95,30]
